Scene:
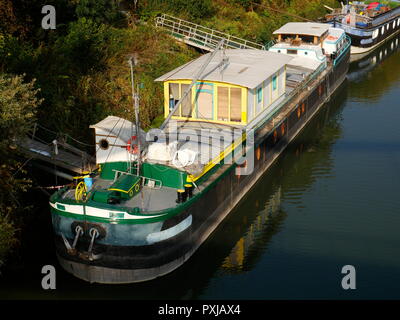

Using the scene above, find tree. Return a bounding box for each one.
[76,0,124,26]
[0,74,42,266]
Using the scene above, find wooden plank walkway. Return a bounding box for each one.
[18,137,96,174]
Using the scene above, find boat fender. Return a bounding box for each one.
[184,184,193,198]
[176,189,187,203]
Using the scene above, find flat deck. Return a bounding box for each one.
[61,177,182,212]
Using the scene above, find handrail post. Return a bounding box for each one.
[32,123,37,140]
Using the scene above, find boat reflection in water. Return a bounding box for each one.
[221,187,283,273]
[211,83,347,279]
[348,34,400,79]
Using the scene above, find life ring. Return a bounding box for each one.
[273,130,278,143]
[127,136,139,154]
[281,123,285,135]
[297,107,301,118]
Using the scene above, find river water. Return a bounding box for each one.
[1,35,400,300]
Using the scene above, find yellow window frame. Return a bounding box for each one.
[164,80,248,125]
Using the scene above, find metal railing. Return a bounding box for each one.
[333,34,352,66]
[155,14,267,51]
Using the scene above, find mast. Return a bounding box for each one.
[128,54,141,176]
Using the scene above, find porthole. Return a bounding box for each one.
[99,139,109,150]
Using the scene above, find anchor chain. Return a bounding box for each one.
[71,225,83,250]
[61,225,84,255]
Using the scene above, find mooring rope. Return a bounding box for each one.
[35,183,72,190]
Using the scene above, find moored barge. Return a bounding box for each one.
[49,22,350,283]
[324,1,400,57]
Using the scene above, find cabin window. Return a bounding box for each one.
[287,49,298,55]
[257,87,262,103]
[217,87,229,121]
[302,35,314,44]
[196,86,213,120]
[272,75,277,91]
[198,83,213,91]
[169,82,244,124]
[169,83,192,117]
[230,88,242,122]
[99,139,109,150]
[181,84,192,117]
[169,83,180,114]
[282,34,296,42]
[263,80,270,108]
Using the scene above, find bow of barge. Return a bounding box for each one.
[50,22,350,283]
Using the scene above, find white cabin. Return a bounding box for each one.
[269,22,347,62]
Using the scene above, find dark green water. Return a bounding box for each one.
[1,35,400,300]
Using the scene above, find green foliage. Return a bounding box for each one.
[230,0,262,11]
[0,212,18,268]
[138,0,216,21]
[54,18,114,74]
[76,0,124,26]
[0,74,41,148]
[0,74,41,266]
[0,33,36,76]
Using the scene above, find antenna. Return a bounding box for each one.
[159,39,226,130]
[128,53,141,176]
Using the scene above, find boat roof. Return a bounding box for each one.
[89,116,145,143]
[287,56,323,71]
[273,22,330,37]
[155,49,293,89]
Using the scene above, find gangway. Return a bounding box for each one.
[17,123,96,178]
[155,14,271,51]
